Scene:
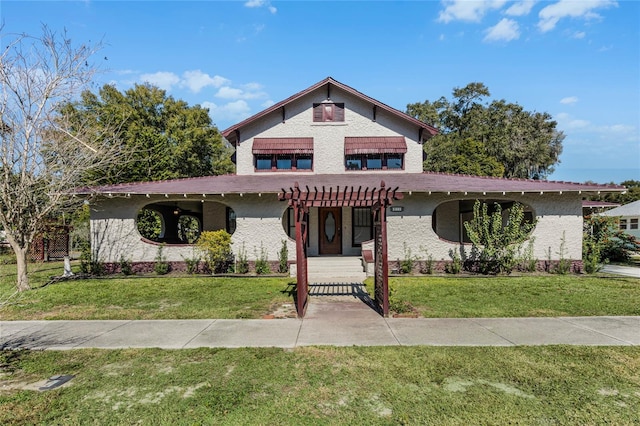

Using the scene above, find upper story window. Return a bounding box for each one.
[255,154,313,171]
[620,219,628,230]
[344,137,407,171]
[345,154,404,170]
[313,103,345,122]
[253,138,313,172]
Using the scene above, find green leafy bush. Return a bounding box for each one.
[464,200,536,274]
[197,230,232,274]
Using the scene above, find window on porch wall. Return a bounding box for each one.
[352,207,372,246]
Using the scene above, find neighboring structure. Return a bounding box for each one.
[82,77,626,275]
[599,200,640,239]
[582,200,620,217]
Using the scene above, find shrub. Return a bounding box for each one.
[197,230,233,274]
[182,249,201,274]
[119,255,133,276]
[420,246,434,274]
[584,215,640,264]
[445,249,462,274]
[464,200,536,274]
[255,245,270,275]
[517,238,538,272]
[236,243,249,274]
[278,240,289,274]
[399,243,416,274]
[79,240,104,275]
[154,244,170,275]
[553,232,570,275]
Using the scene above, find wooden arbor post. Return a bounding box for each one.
[279,181,402,317]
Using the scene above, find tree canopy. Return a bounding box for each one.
[407,83,564,179]
[62,83,234,184]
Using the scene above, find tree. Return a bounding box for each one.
[0,26,123,291]
[407,83,564,179]
[63,83,234,184]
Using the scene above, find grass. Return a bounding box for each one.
[0,275,294,321]
[1,346,639,425]
[388,275,640,317]
[1,261,639,319]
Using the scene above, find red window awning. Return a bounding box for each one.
[344,137,407,155]
[252,138,314,154]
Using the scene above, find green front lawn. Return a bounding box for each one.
[1,261,639,320]
[1,346,639,425]
[388,275,640,317]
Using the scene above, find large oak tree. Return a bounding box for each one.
[64,83,234,185]
[407,83,564,179]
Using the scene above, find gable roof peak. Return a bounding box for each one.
[221,77,438,144]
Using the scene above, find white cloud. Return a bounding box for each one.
[203,100,252,124]
[555,113,638,144]
[438,0,507,23]
[181,70,229,93]
[215,85,267,100]
[505,0,537,16]
[571,31,586,39]
[538,0,617,33]
[483,18,520,42]
[244,0,277,14]
[140,72,180,91]
[560,96,579,105]
[556,112,590,129]
[216,87,244,100]
[261,100,275,108]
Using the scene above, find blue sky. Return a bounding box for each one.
[2,0,638,184]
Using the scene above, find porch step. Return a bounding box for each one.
[290,256,366,283]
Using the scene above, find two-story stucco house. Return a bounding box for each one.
[83,77,625,275]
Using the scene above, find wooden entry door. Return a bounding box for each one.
[319,207,342,254]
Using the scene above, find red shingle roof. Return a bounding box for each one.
[79,172,626,197]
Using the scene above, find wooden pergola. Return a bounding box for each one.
[278,181,403,317]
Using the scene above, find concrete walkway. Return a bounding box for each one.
[2,300,638,350]
[600,264,640,278]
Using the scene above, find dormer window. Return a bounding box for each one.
[313,103,344,122]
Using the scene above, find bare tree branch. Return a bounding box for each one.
[0,25,125,291]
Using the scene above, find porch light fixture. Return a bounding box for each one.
[173,205,182,216]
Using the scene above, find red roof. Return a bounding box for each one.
[221,77,439,145]
[79,173,626,197]
[252,138,314,154]
[344,137,407,155]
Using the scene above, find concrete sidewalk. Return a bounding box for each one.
[2,301,638,350]
[600,264,640,278]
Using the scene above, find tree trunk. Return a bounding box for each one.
[10,243,31,292]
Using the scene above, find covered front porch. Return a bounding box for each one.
[280,181,402,318]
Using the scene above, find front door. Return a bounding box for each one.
[319,207,342,254]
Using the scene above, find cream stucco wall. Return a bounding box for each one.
[91,192,583,265]
[235,86,424,175]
